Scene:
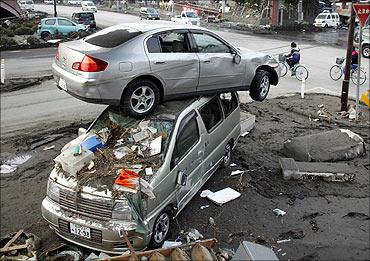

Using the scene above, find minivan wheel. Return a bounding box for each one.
[249,70,270,101]
[149,210,170,248]
[220,142,232,169]
[122,80,160,118]
[362,44,370,59]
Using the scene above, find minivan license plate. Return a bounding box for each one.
[70,223,91,239]
[59,78,67,91]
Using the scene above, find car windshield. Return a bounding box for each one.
[316,14,327,19]
[147,8,157,14]
[186,12,198,18]
[85,26,142,48]
[79,13,94,19]
[87,2,94,5]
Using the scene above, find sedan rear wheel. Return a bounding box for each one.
[122,80,160,118]
[249,70,270,101]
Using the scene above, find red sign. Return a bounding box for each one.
[353,3,370,27]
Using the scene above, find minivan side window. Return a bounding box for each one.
[58,19,74,26]
[171,113,199,168]
[199,97,223,132]
[219,92,238,117]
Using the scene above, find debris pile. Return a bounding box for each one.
[0,230,40,260]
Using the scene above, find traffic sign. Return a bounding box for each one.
[353,3,370,27]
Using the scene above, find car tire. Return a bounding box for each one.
[122,80,160,118]
[324,24,328,28]
[249,70,270,101]
[148,209,171,249]
[362,44,370,59]
[220,142,232,169]
[41,31,51,40]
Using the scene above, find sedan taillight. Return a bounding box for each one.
[72,55,108,72]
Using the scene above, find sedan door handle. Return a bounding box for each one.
[154,61,166,64]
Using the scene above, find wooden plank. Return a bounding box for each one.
[0,244,27,253]
[0,229,24,252]
[110,239,217,261]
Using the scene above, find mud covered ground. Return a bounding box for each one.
[1,94,369,260]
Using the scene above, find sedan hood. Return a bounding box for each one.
[238,47,278,66]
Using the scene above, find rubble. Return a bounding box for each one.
[273,208,286,217]
[232,241,279,260]
[0,230,41,259]
[206,187,241,205]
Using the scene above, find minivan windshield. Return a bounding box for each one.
[316,14,328,19]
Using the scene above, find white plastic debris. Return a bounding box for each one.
[145,167,153,176]
[1,155,32,174]
[207,187,241,205]
[162,241,182,248]
[230,170,244,176]
[0,164,17,174]
[273,208,286,217]
[348,107,356,120]
[209,217,215,226]
[200,190,213,198]
[150,136,162,156]
[200,205,210,210]
[230,163,237,167]
[188,228,203,240]
[147,126,157,134]
[113,146,130,160]
[241,131,250,137]
[277,239,291,244]
[43,145,55,151]
[132,130,149,142]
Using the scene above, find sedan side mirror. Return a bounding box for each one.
[233,54,241,64]
[177,171,187,186]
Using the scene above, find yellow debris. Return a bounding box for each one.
[360,90,370,107]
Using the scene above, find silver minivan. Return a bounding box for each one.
[41,93,241,253]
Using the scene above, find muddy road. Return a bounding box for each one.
[1,94,369,260]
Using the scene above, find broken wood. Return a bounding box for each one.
[110,238,217,261]
[0,244,28,253]
[0,229,24,253]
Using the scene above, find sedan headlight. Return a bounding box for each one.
[47,179,59,203]
[112,201,132,220]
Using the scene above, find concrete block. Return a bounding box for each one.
[240,111,256,134]
[283,129,365,162]
[279,158,356,182]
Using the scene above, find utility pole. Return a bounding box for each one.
[53,0,57,17]
[297,0,303,23]
[340,0,356,111]
[332,0,336,12]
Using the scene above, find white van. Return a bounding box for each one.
[314,12,340,28]
[81,1,97,12]
[18,0,34,11]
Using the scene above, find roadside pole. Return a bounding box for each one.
[1,59,5,84]
[355,25,362,120]
[340,0,356,112]
[53,0,57,17]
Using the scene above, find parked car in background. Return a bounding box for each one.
[72,11,96,29]
[314,12,340,28]
[139,7,160,20]
[52,23,280,118]
[354,25,370,59]
[68,0,81,5]
[42,93,241,253]
[37,17,88,40]
[18,0,34,11]
[81,1,97,12]
[171,11,200,26]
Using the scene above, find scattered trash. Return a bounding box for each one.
[276,239,291,243]
[348,106,356,120]
[200,205,210,210]
[230,163,237,167]
[0,230,41,259]
[113,146,130,159]
[114,169,155,198]
[191,243,214,261]
[145,167,153,176]
[233,241,279,260]
[72,145,82,156]
[170,247,189,260]
[150,136,162,156]
[273,208,286,217]
[81,135,105,152]
[230,170,244,176]
[313,118,320,122]
[162,241,183,248]
[87,161,95,170]
[45,244,82,261]
[133,130,149,142]
[206,187,241,205]
[200,189,213,198]
[209,217,215,226]
[54,147,94,176]
[241,131,250,137]
[0,154,32,175]
[281,252,287,256]
[42,145,55,151]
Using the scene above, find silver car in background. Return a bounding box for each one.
[42,93,241,253]
[52,23,280,117]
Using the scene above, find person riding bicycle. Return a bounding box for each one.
[285,42,301,75]
[351,46,359,70]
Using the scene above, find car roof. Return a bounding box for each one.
[110,22,204,33]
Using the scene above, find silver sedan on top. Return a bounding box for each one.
[52,23,280,117]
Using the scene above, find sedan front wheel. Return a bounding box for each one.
[249,70,270,101]
[122,80,160,118]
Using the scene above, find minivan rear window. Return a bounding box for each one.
[78,13,94,19]
[85,28,142,48]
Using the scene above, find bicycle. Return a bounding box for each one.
[278,54,309,81]
[329,57,366,85]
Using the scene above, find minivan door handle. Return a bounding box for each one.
[154,61,166,64]
[205,140,209,147]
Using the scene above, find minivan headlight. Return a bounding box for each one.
[47,179,59,203]
[112,201,132,220]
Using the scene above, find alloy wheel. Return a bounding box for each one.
[130,86,155,114]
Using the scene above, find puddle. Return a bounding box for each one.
[0,154,32,175]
